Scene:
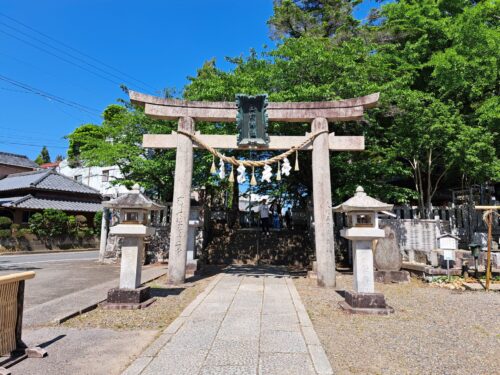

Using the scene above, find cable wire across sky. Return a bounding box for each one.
[0,12,159,94]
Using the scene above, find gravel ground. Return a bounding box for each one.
[294,274,500,375]
[63,273,217,330]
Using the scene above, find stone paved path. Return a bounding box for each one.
[123,266,333,375]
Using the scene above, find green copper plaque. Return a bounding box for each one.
[236,94,269,147]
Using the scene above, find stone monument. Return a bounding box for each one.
[334,186,394,315]
[373,226,410,283]
[102,184,163,309]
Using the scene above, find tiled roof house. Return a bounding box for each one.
[0,169,102,225]
[0,151,39,178]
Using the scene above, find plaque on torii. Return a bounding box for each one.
[129,90,380,287]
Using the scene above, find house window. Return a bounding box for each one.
[74,175,83,183]
[102,170,110,182]
[22,211,34,224]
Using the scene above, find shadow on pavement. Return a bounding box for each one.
[0,334,65,369]
[224,264,289,277]
[150,287,184,298]
[0,265,41,271]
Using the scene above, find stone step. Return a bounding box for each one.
[203,229,313,266]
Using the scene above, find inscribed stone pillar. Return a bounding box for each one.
[168,117,195,284]
[312,117,336,287]
[353,240,375,293]
[99,207,109,263]
[120,237,143,289]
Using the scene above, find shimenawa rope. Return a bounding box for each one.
[176,129,328,167]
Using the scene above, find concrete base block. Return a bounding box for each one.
[186,260,199,278]
[0,366,11,375]
[104,286,155,309]
[374,270,410,284]
[25,347,48,358]
[101,297,156,310]
[107,286,151,304]
[339,291,394,315]
[339,301,394,315]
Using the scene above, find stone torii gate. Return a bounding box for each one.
[129,91,379,287]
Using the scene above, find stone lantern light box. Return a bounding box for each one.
[334,186,395,315]
[102,184,164,309]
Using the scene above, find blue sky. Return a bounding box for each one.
[0,0,383,160]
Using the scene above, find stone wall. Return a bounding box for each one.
[0,233,98,252]
[103,226,170,264]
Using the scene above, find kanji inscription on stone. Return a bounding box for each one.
[236,94,269,147]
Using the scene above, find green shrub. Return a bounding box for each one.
[17,228,31,237]
[0,229,11,238]
[29,209,69,241]
[0,216,12,229]
[75,215,87,224]
[93,211,103,236]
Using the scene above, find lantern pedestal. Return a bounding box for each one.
[104,286,155,310]
[339,291,393,315]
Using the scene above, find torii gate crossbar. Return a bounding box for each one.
[129,90,380,287]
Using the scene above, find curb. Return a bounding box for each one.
[0,248,99,256]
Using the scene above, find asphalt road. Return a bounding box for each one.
[0,250,121,308]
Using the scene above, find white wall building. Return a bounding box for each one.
[56,159,129,198]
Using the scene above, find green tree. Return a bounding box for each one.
[66,103,179,201]
[268,0,362,40]
[35,146,51,165]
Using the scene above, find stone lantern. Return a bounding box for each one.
[334,186,394,315]
[102,184,163,309]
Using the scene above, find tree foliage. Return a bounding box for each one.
[35,146,51,165]
[67,0,499,218]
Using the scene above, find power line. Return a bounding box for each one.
[0,21,153,93]
[0,126,75,138]
[0,12,158,93]
[0,28,125,88]
[0,140,67,149]
[1,134,67,144]
[0,50,106,96]
[0,73,101,117]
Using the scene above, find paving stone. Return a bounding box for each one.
[140,348,208,375]
[260,330,308,353]
[259,353,316,375]
[168,324,219,349]
[204,340,259,366]
[200,366,257,375]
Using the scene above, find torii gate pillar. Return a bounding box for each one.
[312,118,336,288]
[168,116,194,285]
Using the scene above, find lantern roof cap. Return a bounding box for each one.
[437,232,460,240]
[333,186,393,213]
[102,184,164,210]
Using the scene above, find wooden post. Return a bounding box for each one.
[168,117,195,285]
[474,206,499,291]
[312,117,336,287]
[485,211,492,291]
